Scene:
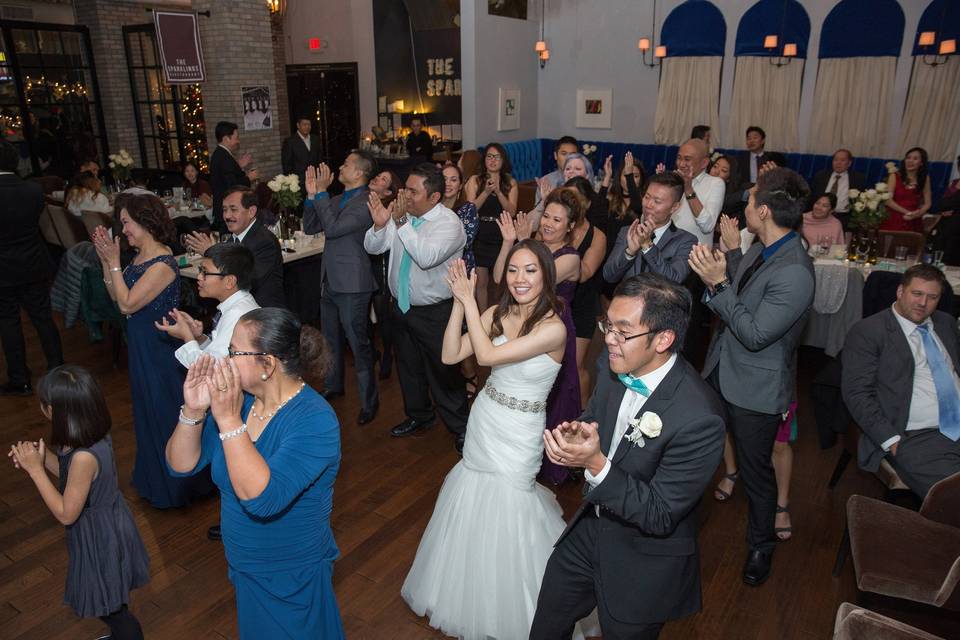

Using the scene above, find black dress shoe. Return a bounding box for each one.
[455,434,465,455]
[742,549,772,586]
[357,405,379,426]
[321,389,344,401]
[390,417,435,437]
[0,382,32,397]
[207,524,222,541]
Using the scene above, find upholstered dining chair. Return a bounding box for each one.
[847,472,960,611]
[832,602,945,639]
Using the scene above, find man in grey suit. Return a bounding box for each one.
[304,150,379,424]
[688,167,815,586]
[531,274,725,639]
[842,264,960,498]
[603,172,697,286]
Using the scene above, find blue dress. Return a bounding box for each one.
[170,387,345,640]
[124,254,213,508]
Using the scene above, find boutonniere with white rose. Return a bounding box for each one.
[624,411,663,448]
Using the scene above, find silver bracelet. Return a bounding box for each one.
[110,266,122,272]
[178,405,206,426]
[219,424,248,441]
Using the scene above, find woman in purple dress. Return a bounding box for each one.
[494,188,583,484]
[92,194,213,508]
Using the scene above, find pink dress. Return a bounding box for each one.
[801,212,845,248]
[881,173,923,232]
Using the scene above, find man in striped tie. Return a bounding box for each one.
[363,163,469,453]
[842,264,960,499]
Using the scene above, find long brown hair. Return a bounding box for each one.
[608,163,645,221]
[442,162,467,210]
[476,142,515,196]
[489,239,563,339]
[542,187,584,245]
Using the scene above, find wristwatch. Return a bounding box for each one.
[395,215,409,228]
[685,191,697,201]
[712,279,731,294]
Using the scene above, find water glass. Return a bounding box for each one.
[894,245,908,261]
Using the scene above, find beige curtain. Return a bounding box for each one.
[728,56,804,152]
[653,56,722,146]
[898,57,960,162]
[808,57,897,157]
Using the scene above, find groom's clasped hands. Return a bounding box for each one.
[543,421,605,475]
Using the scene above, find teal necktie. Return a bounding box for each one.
[396,216,425,313]
[916,324,960,441]
[618,373,651,397]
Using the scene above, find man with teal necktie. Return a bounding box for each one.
[364,163,469,453]
[843,264,960,499]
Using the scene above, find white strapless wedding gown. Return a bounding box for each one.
[402,337,588,640]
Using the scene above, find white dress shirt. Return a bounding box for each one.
[826,172,851,212]
[174,290,260,368]
[233,219,256,243]
[672,171,725,247]
[66,191,112,217]
[585,353,678,495]
[298,132,311,151]
[363,202,466,307]
[640,222,671,255]
[880,305,960,451]
[750,152,762,184]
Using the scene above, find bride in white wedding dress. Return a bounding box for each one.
[401,240,583,640]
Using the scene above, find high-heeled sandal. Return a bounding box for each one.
[775,504,793,541]
[713,471,738,502]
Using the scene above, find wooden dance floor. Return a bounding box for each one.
[0,315,951,639]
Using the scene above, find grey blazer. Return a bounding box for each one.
[701,234,815,414]
[558,355,725,624]
[602,222,697,285]
[302,187,377,294]
[841,308,960,472]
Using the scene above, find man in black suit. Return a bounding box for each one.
[808,148,867,230]
[0,141,63,395]
[734,126,787,192]
[210,121,257,233]
[281,115,321,188]
[185,186,284,308]
[404,117,433,163]
[531,274,726,639]
[842,264,960,498]
[689,167,815,586]
[304,151,379,424]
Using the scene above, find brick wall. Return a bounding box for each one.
[271,13,290,140]
[74,0,287,179]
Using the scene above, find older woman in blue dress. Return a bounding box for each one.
[165,308,344,639]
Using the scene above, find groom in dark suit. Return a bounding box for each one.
[530,273,726,639]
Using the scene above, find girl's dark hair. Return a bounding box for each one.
[707,154,734,186]
[564,175,596,202]
[204,243,255,292]
[608,162,646,221]
[490,239,563,339]
[543,187,584,240]
[899,146,929,191]
[442,162,467,210]
[38,365,111,450]
[477,142,515,196]
[122,193,177,246]
[239,307,331,382]
[378,170,402,206]
[815,192,838,210]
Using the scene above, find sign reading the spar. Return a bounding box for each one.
[425,58,461,97]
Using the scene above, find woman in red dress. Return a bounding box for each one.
[882,147,931,232]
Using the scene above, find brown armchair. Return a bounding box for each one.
[832,602,945,639]
[847,472,960,611]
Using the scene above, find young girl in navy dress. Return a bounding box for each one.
[8,365,150,640]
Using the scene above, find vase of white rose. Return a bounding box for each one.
[847,182,892,265]
[108,149,134,189]
[267,173,303,240]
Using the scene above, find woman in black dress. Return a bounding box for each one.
[464,142,518,311]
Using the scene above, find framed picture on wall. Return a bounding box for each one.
[488,0,527,19]
[575,89,612,129]
[498,88,520,131]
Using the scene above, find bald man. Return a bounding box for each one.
[672,138,725,247]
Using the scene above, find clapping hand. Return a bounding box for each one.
[393,189,409,221]
[91,226,121,268]
[184,231,215,255]
[304,165,318,198]
[688,244,728,287]
[367,192,393,229]
[445,259,476,304]
[623,151,635,173]
[627,218,656,254]
[537,175,555,200]
[183,354,215,414]
[718,214,740,250]
[602,155,613,187]
[316,163,334,191]
[655,162,666,175]
[238,152,254,169]
[496,211,518,243]
[207,358,245,429]
[9,440,44,476]
[543,421,603,470]
[514,211,532,240]
[758,160,777,178]
[155,309,203,343]
[486,173,500,194]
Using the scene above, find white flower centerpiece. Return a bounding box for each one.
[846,181,891,265]
[108,149,134,186]
[267,173,303,240]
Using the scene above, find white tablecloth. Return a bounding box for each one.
[177,237,325,280]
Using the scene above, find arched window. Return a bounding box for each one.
[809,0,904,157]
[729,0,810,152]
[654,0,727,145]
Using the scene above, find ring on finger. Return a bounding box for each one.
[217,385,227,392]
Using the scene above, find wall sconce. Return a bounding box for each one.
[266,0,284,15]
[918,31,936,46]
[637,1,663,68]
[536,0,548,69]
[919,33,955,67]
[538,49,550,68]
[764,34,778,49]
[765,33,796,67]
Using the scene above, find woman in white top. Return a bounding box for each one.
[65,171,111,217]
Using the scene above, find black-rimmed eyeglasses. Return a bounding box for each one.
[227,347,269,358]
[198,267,226,278]
[597,320,659,345]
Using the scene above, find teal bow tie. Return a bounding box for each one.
[618,373,651,397]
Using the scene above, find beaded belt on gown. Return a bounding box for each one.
[483,383,546,413]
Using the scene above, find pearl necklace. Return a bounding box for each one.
[250,381,306,422]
